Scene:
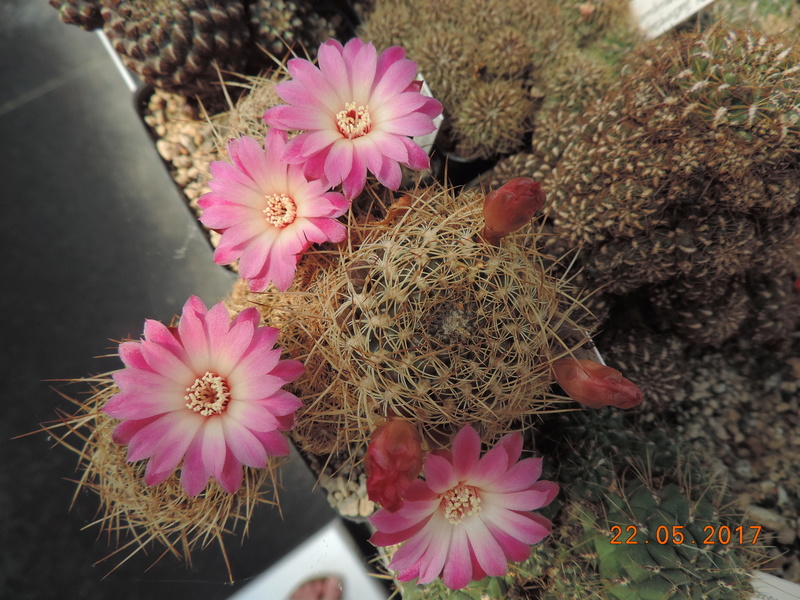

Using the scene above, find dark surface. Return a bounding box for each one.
[1,2,336,598]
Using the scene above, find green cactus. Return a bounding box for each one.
[587,482,754,600]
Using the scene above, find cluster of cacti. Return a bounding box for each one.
[386,410,758,599]
[550,411,757,600]
[358,0,638,160]
[229,182,590,469]
[513,26,800,348]
[48,0,346,100]
[702,0,800,36]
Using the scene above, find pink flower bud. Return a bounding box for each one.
[481,177,546,245]
[552,358,644,409]
[365,419,424,512]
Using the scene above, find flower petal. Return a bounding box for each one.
[440,526,472,589]
[181,433,211,496]
[259,389,302,417]
[381,112,440,136]
[348,39,377,104]
[217,447,244,493]
[371,55,418,105]
[424,453,457,494]
[489,457,544,493]
[143,413,203,485]
[139,338,194,383]
[341,150,367,200]
[104,389,184,420]
[451,425,481,480]
[221,418,268,467]
[251,429,291,456]
[464,516,508,577]
[227,399,280,432]
[200,417,227,481]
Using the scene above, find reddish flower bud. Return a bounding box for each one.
[552,358,644,409]
[481,177,546,245]
[365,419,424,512]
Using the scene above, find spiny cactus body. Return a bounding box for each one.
[246,0,339,59]
[101,0,250,98]
[42,376,278,576]
[49,0,104,30]
[537,27,800,347]
[383,410,758,599]
[359,0,636,160]
[232,184,587,467]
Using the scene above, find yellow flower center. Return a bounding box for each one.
[336,102,372,139]
[185,371,231,416]
[441,483,482,524]
[263,193,297,228]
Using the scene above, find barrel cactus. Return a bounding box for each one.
[230,182,590,468]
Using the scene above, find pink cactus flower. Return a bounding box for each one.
[369,425,558,590]
[263,38,443,199]
[365,419,424,512]
[198,130,350,292]
[552,357,644,409]
[104,296,304,496]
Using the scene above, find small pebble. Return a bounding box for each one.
[746,505,786,531]
[156,139,177,161]
[780,381,798,394]
[733,459,752,479]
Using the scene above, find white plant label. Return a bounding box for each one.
[750,571,800,600]
[630,0,715,38]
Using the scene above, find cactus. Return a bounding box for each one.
[379,410,759,599]
[531,409,757,600]
[357,0,636,160]
[48,0,104,30]
[246,0,340,59]
[229,182,589,470]
[101,0,250,99]
[41,375,279,577]
[527,27,800,348]
[450,79,533,158]
[584,482,754,600]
